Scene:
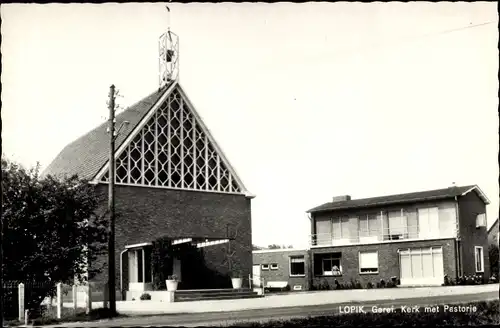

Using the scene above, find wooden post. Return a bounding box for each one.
[18,283,25,322]
[103,283,109,308]
[107,84,117,315]
[24,309,29,326]
[56,283,62,319]
[86,283,92,314]
[72,285,77,311]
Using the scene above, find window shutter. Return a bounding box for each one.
[360,251,378,268]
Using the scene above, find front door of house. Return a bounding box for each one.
[252,265,261,287]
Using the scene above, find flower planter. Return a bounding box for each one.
[231,277,242,289]
[166,280,178,291]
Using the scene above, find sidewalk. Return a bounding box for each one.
[73,283,499,315]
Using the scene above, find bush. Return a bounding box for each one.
[457,274,484,285]
[386,281,396,288]
[319,279,330,290]
[28,307,120,326]
[140,293,151,300]
[489,244,499,277]
[488,274,498,284]
[366,282,374,289]
[443,274,488,286]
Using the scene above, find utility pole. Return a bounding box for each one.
[107,84,117,315]
[1,176,4,328]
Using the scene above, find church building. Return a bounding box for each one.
[42,23,254,299]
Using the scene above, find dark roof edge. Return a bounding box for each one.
[89,83,173,182]
[306,195,456,214]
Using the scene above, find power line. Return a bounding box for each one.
[399,20,497,44]
[291,20,499,66]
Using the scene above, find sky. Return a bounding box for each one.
[1,2,498,248]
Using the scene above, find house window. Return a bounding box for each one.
[359,214,381,242]
[438,206,457,238]
[322,256,342,276]
[476,214,486,228]
[387,210,409,240]
[290,256,306,276]
[359,251,378,274]
[270,263,279,270]
[475,246,484,272]
[417,207,439,239]
[332,217,351,244]
[315,219,332,246]
[261,264,269,270]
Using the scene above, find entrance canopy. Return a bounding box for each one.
[124,236,230,250]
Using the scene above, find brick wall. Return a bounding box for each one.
[310,239,457,288]
[458,191,490,278]
[91,183,252,291]
[252,250,310,291]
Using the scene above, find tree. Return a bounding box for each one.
[1,158,108,316]
[266,244,294,249]
[489,244,499,277]
[252,244,264,250]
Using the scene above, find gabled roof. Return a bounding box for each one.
[42,86,168,181]
[488,218,499,234]
[41,82,250,196]
[307,185,490,214]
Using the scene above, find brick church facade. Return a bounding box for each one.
[42,81,254,297]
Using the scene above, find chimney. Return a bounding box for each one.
[332,195,351,202]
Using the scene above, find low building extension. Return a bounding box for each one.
[252,248,310,292]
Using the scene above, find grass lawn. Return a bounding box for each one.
[228,300,500,327]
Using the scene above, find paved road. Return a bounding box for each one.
[46,290,498,327]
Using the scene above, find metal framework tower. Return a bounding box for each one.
[159,6,179,87]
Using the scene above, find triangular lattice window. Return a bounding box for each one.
[100,87,242,194]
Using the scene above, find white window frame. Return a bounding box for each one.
[321,256,342,276]
[474,246,484,273]
[476,214,486,228]
[359,214,380,243]
[270,263,279,270]
[261,264,269,271]
[332,217,351,245]
[417,207,440,239]
[289,256,306,277]
[387,209,409,239]
[359,251,379,274]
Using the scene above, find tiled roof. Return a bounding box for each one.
[488,218,499,234]
[41,86,168,181]
[307,185,485,214]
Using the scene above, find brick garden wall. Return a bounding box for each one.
[91,183,252,292]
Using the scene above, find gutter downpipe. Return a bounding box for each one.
[454,196,462,278]
[307,212,315,290]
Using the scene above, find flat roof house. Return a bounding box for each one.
[252,248,311,292]
[307,185,491,287]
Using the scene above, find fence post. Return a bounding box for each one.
[18,283,25,322]
[103,283,109,308]
[56,283,62,319]
[24,309,29,326]
[72,285,77,311]
[86,283,92,314]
